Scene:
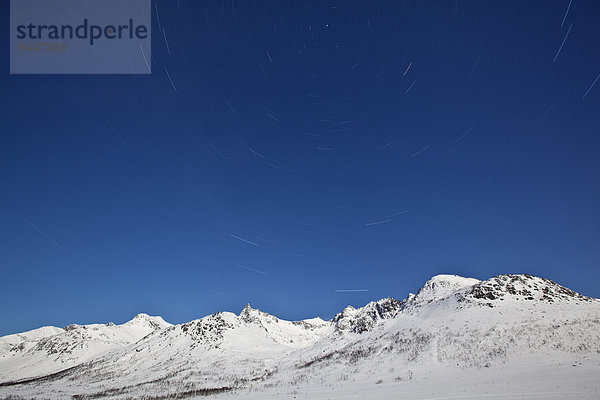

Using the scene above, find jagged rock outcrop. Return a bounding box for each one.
[333,298,404,333]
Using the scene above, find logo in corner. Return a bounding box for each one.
[10,0,151,74]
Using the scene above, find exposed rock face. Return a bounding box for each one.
[333,298,404,333]
[179,313,235,346]
[466,274,596,303]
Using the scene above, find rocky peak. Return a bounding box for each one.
[466,274,596,303]
[333,298,403,334]
[239,304,280,324]
[240,303,253,318]
[63,324,80,331]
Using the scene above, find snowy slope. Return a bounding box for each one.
[1,274,599,400]
[405,274,481,309]
[0,313,171,382]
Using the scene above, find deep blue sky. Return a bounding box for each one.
[1,0,599,336]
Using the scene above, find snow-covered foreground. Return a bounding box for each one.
[221,358,599,400]
[1,274,599,399]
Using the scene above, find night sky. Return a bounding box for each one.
[1,0,599,336]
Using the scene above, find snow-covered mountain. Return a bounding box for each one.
[1,274,599,400]
[0,313,170,382]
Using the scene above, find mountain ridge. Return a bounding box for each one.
[1,273,599,399]
[3,273,596,341]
